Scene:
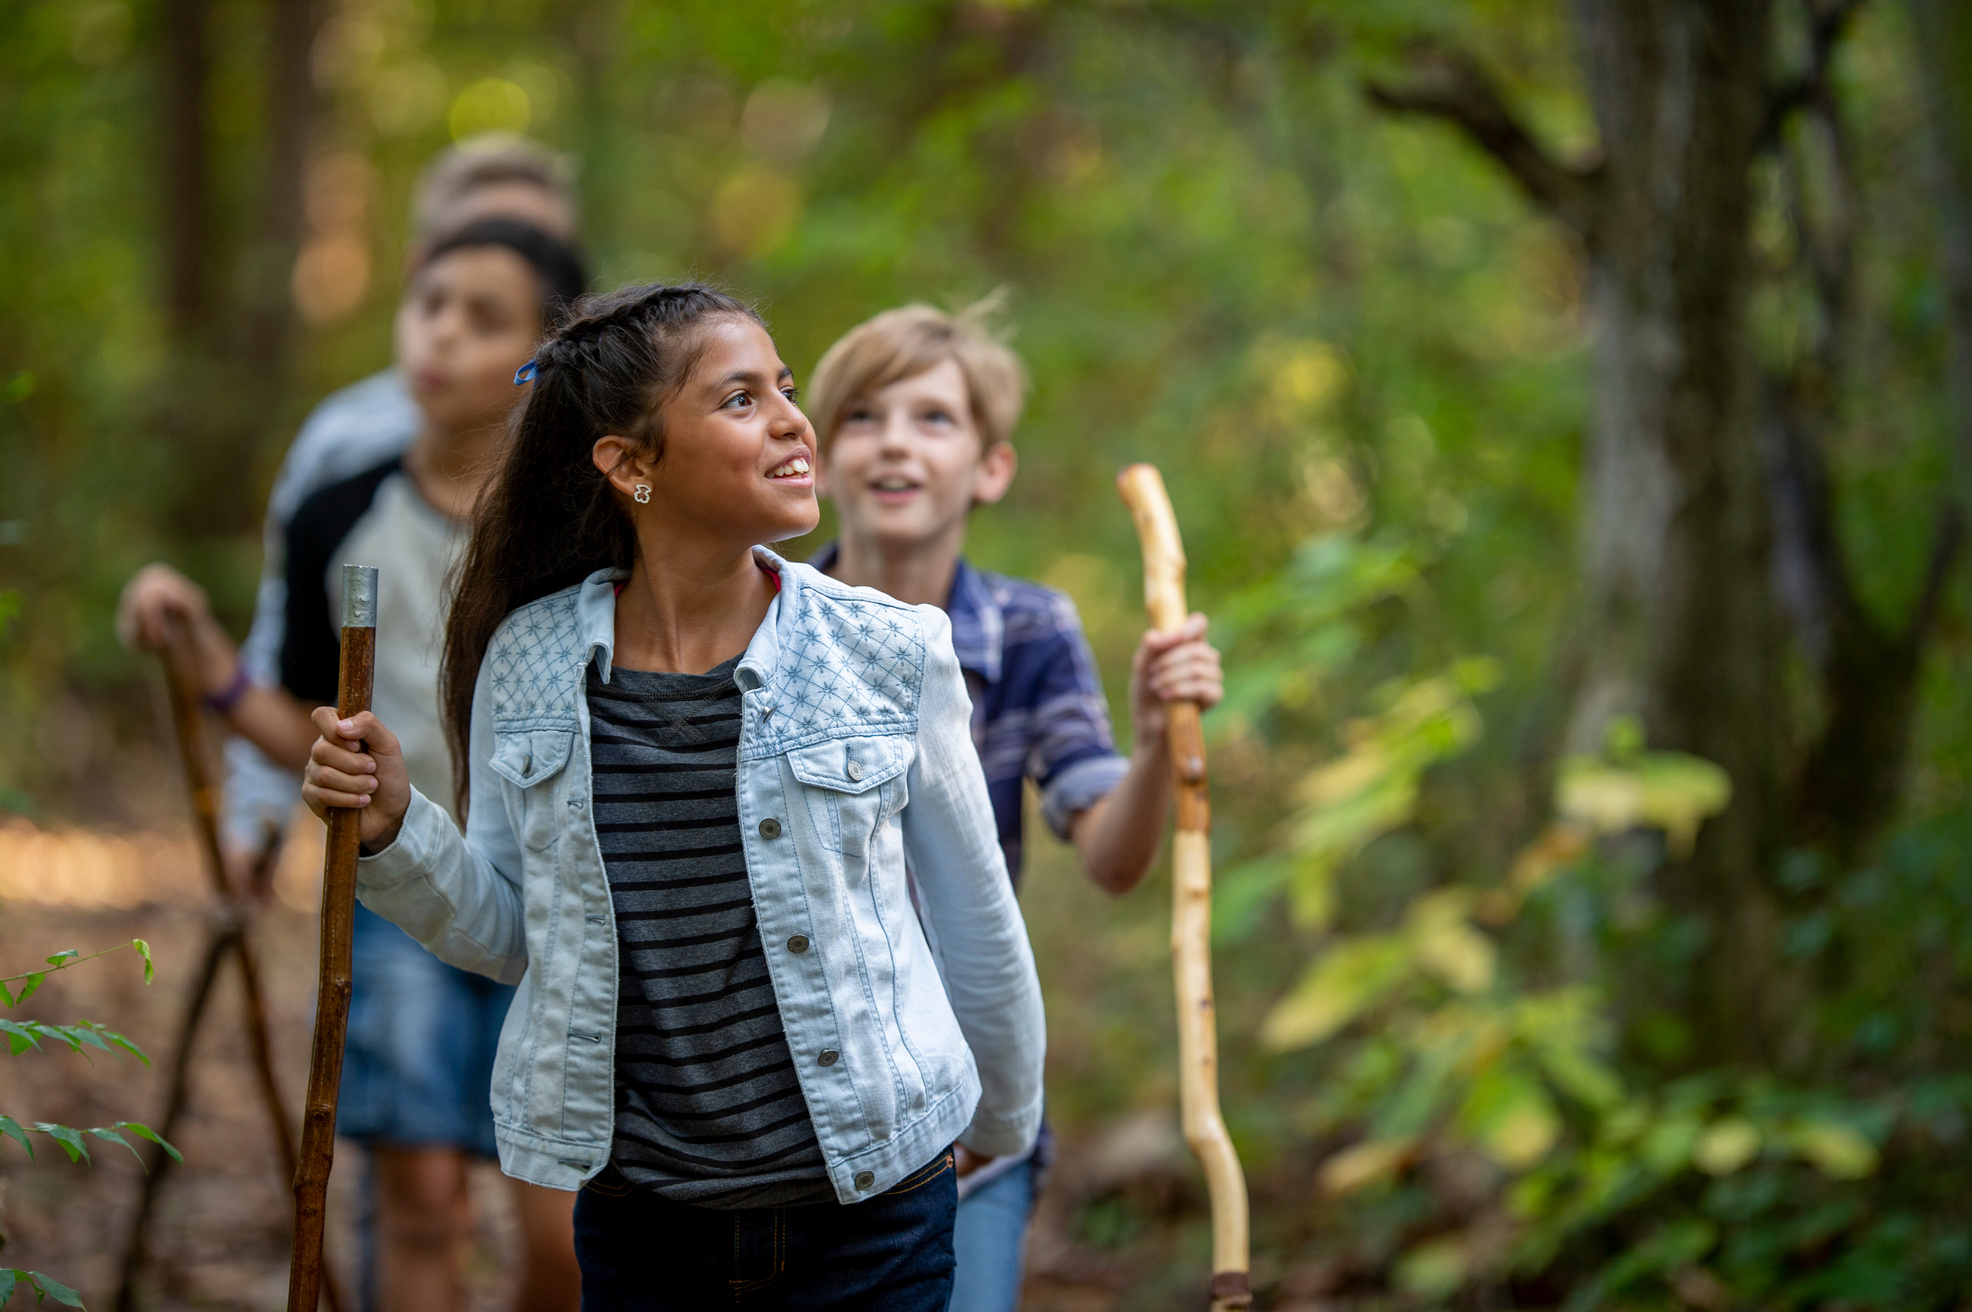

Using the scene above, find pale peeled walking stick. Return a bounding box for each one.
[1118,465,1251,1311]
[288,565,378,1312]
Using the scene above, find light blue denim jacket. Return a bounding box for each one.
[354,550,1047,1201]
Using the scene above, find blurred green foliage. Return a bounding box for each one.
[3,0,1970,1305]
[1,942,175,1309]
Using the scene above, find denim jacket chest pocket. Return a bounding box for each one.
[489,725,577,853]
[786,735,911,864]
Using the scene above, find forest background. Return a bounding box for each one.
[5,0,1972,1308]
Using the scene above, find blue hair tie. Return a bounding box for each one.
[514,360,539,385]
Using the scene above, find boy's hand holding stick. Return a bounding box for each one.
[1117,465,1251,1311]
[288,565,378,1312]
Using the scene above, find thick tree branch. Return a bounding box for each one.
[1904,504,1964,648]
[1365,47,1603,243]
[1760,0,1866,148]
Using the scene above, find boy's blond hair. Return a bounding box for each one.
[806,299,1027,451]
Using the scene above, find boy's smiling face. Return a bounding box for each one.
[819,358,1016,554]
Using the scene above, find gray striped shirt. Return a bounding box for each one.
[587,655,832,1207]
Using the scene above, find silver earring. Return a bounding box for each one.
[633,484,651,504]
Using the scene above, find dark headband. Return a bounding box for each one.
[422,218,589,320]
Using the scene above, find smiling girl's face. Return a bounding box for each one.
[594,315,820,550]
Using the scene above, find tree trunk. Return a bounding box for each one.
[237,0,318,389]
[1567,0,1782,1065]
[1910,0,1972,487]
[162,0,211,342]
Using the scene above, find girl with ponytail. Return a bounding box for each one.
[302,283,1046,1310]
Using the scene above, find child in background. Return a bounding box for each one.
[222,136,582,856]
[119,220,589,1312]
[803,303,1224,1312]
[298,283,1047,1310]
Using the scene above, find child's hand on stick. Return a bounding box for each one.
[117,563,213,650]
[1128,613,1223,743]
[302,707,411,852]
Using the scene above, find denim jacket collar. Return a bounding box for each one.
[806,541,1003,685]
[573,546,793,691]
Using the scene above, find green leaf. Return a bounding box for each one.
[97,1027,150,1067]
[64,1026,110,1056]
[1405,891,1495,993]
[0,1270,16,1307]
[1790,1119,1878,1179]
[27,1272,84,1307]
[123,1122,183,1164]
[1395,1236,1468,1299]
[0,979,13,1009]
[1692,1118,1762,1175]
[1555,750,1731,858]
[132,939,153,984]
[42,951,77,968]
[32,1123,88,1163]
[0,1020,37,1055]
[1460,1063,1561,1169]
[13,975,43,1007]
[87,1125,140,1164]
[0,1114,32,1158]
[1260,935,1412,1050]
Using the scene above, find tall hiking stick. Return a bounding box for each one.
[288,565,377,1312]
[119,629,345,1312]
[1118,465,1251,1312]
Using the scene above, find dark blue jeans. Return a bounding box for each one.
[574,1149,957,1310]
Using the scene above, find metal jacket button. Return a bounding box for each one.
[787,935,809,953]
[759,817,782,840]
[854,1170,875,1190]
[818,1049,839,1067]
[846,760,864,782]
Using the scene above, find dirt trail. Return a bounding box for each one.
[1,818,1196,1311]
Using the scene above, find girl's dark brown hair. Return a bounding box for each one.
[441,281,763,814]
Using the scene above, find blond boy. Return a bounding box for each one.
[807,304,1222,1312]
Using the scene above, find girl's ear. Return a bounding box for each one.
[972,440,1018,507]
[592,435,655,499]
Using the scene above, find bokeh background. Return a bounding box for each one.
[6,0,1972,1308]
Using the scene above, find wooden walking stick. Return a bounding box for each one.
[288,565,377,1312]
[1118,465,1251,1312]
[120,627,345,1312]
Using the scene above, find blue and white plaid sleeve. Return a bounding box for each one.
[1022,592,1130,840]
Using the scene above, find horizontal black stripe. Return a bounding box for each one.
[600,841,746,864]
[626,1084,805,1124]
[590,759,734,774]
[621,944,766,982]
[618,1056,794,1098]
[593,786,738,804]
[589,733,738,755]
[589,657,824,1204]
[609,894,756,922]
[613,979,774,1017]
[611,1123,824,1172]
[607,868,749,894]
[589,682,740,705]
[593,710,742,734]
[592,815,738,835]
[607,1028,790,1068]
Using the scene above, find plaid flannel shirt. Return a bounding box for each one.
[811,545,1129,883]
